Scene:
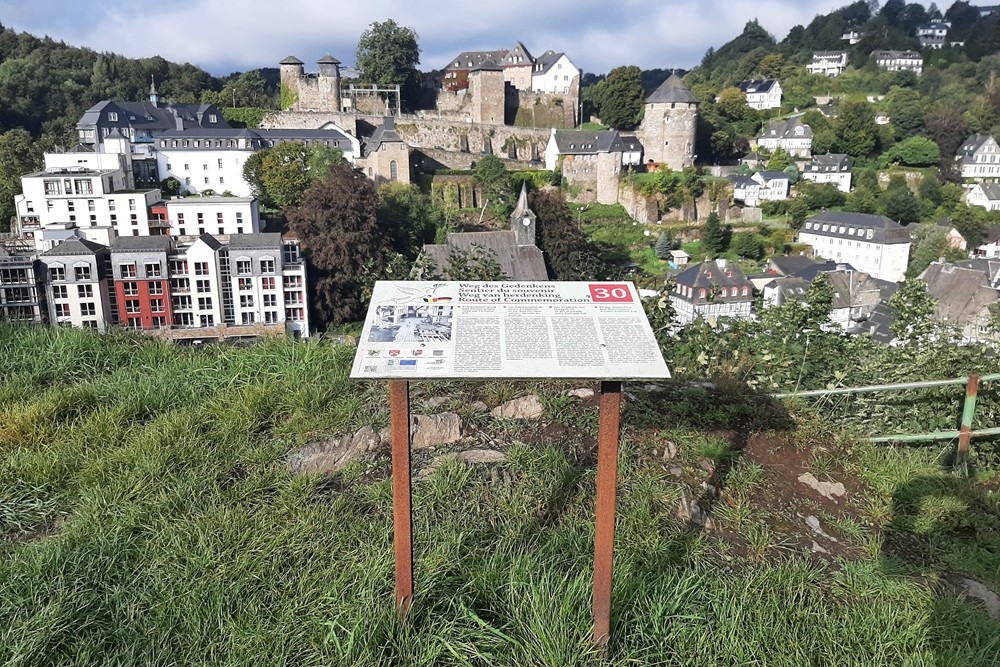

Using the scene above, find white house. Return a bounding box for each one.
[841,29,862,44]
[807,51,849,77]
[670,259,755,324]
[736,79,782,110]
[966,183,1000,212]
[797,212,911,282]
[872,50,923,75]
[802,153,854,192]
[531,51,579,94]
[917,20,950,49]
[161,197,262,237]
[974,226,1000,258]
[728,171,789,206]
[956,134,1000,181]
[756,118,813,158]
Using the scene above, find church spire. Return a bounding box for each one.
[149,75,159,107]
[510,183,536,247]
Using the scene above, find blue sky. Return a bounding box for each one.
[0,0,933,76]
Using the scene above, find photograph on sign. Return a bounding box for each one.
[351,281,670,380]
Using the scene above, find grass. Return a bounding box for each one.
[1,325,1000,665]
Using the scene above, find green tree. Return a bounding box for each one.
[376,182,440,260]
[906,225,968,278]
[885,136,941,167]
[473,155,515,217]
[0,129,42,232]
[702,212,726,257]
[356,19,421,110]
[889,277,938,344]
[788,199,810,228]
[655,232,673,260]
[597,66,645,130]
[804,274,835,329]
[716,87,749,118]
[834,100,879,157]
[529,189,606,280]
[242,150,271,207]
[766,147,791,171]
[731,231,763,259]
[800,181,847,210]
[881,186,922,224]
[884,86,925,140]
[263,142,311,210]
[416,244,509,281]
[286,162,393,327]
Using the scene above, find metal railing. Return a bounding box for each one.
[775,373,1000,463]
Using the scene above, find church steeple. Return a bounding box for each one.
[149,75,159,107]
[511,183,536,247]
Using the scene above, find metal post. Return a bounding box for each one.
[958,374,980,464]
[593,380,622,647]
[389,380,413,615]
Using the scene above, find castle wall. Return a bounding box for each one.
[469,70,506,125]
[510,90,577,129]
[561,152,621,205]
[639,101,698,169]
[617,184,659,224]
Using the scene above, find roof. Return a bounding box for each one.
[110,236,172,253]
[758,171,790,181]
[737,79,779,94]
[645,73,699,105]
[227,233,283,250]
[812,50,849,58]
[805,153,853,172]
[872,50,922,60]
[512,183,532,220]
[976,183,1000,201]
[503,41,534,66]
[920,262,1000,326]
[825,269,898,312]
[728,175,758,188]
[551,129,633,155]
[77,100,229,133]
[421,232,548,281]
[861,302,896,344]
[364,117,404,155]
[674,260,752,290]
[317,55,341,64]
[956,257,1000,287]
[447,49,508,71]
[280,56,304,65]
[958,134,993,155]
[769,255,823,276]
[39,237,106,256]
[166,196,255,205]
[194,233,223,251]
[533,50,569,75]
[768,276,810,301]
[758,117,813,140]
[981,224,1000,246]
[800,211,911,245]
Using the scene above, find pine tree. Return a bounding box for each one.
[702,212,725,257]
[655,232,673,260]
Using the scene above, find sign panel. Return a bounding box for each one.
[350,281,670,380]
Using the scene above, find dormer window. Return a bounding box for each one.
[108,112,118,122]
[705,271,712,278]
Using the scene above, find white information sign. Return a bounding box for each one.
[350,281,670,380]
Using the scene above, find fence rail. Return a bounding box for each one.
[774,373,1000,463]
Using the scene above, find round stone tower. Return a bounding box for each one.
[279,55,305,110]
[639,73,699,170]
[316,55,343,112]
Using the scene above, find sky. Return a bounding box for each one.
[0,0,935,76]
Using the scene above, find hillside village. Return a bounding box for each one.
[3,1,1000,348]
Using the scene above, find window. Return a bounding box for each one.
[217,159,223,169]
[74,266,92,281]
[261,277,276,290]
[219,177,225,185]
[125,318,142,330]
[44,180,61,195]
[283,244,300,264]
[80,302,96,316]
[198,297,213,310]
[698,289,706,298]
[125,300,141,314]
[285,307,304,321]
[263,294,277,308]
[203,164,208,171]
[128,198,136,211]
[144,262,161,277]
[240,312,256,325]
[240,295,254,308]
[49,266,66,282]
[217,212,224,225]
[52,285,68,299]
[82,320,98,329]
[173,295,192,310]
[151,316,167,328]
[200,314,215,327]
[174,312,194,326]
[238,277,253,291]
[283,275,302,288]
[150,299,165,313]
[194,262,209,276]
[204,177,210,185]
[264,311,279,324]
[131,214,138,226]
[742,286,749,296]
[236,260,252,275]
[390,160,398,180]
[197,213,204,226]
[196,279,211,293]
[184,164,190,171]
[55,303,71,318]
[236,212,243,225]
[284,291,303,304]
[170,260,188,275]
[185,177,191,186]
[122,281,139,296]
[146,281,163,295]
[77,284,93,298]
[209,114,218,123]
[120,262,136,278]
[260,259,275,274]
[108,112,118,122]
[68,200,75,212]
[87,200,95,212]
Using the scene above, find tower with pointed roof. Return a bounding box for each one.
[149,76,159,107]
[278,55,344,112]
[511,183,536,247]
[639,72,699,169]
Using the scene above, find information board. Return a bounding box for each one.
[350,281,671,380]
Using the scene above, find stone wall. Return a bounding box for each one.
[562,152,622,205]
[639,101,698,169]
[510,90,577,129]
[618,184,659,224]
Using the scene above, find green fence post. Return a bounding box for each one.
[957,374,980,466]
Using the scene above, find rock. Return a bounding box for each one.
[811,540,829,554]
[470,401,489,414]
[491,395,544,420]
[957,577,1000,619]
[804,514,839,543]
[567,388,595,399]
[419,449,505,480]
[423,397,450,410]
[798,472,846,501]
[662,441,678,461]
[288,425,382,475]
[700,482,718,497]
[411,412,462,449]
[669,467,684,477]
[697,458,715,475]
[677,493,709,526]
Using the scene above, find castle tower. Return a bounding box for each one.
[511,183,536,247]
[468,65,506,125]
[279,55,305,110]
[148,75,159,107]
[639,72,699,169]
[316,55,343,112]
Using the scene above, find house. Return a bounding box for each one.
[532,51,580,95]
[739,152,766,169]
[727,171,789,206]
[936,219,968,252]
[670,259,754,324]
[767,256,843,280]
[956,257,1000,288]
[756,118,813,158]
[824,268,898,332]
[761,275,810,307]
[919,261,1000,343]
[807,51,849,77]
[797,211,911,282]
[973,225,1000,258]
[801,153,854,192]
[442,45,579,95]
[356,117,410,185]
[76,96,229,149]
[841,29,862,44]
[38,237,113,331]
[872,50,923,75]
[545,129,642,204]
[736,79,782,110]
[442,49,510,91]
[956,134,1000,181]
[0,246,46,323]
[669,250,690,267]
[917,20,950,49]
[967,183,1000,212]
[416,185,547,281]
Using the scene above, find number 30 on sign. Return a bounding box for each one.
[588,284,633,303]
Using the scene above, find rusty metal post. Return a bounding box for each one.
[957,374,980,465]
[593,380,622,647]
[389,380,413,615]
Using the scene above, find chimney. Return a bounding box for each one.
[175,116,185,131]
[716,258,727,269]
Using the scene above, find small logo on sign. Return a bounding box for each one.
[389,350,400,357]
[367,349,379,357]
[400,359,417,366]
[432,350,444,356]
[413,349,424,356]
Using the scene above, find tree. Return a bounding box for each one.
[287,163,393,327]
[834,100,879,157]
[356,20,421,110]
[702,212,726,257]
[242,151,271,207]
[416,244,509,281]
[263,142,312,210]
[881,187,922,224]
[906,225,968,278]
[529,189,606,280]
[0,129,42,232]
[473,155,515,216]
[655,232,673,260]
[376,182,440,259]
[889,277,938,343]
[757,53,786,79]
[731,231,763,259]
[597,66,645,130]
[884,86,925,140]
[716,87,749,118]
[307,145,344,178]
[885,136,941,167]
[766,147,791,171]
[801,181,847,210]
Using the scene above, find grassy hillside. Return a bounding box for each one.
[2,325,999,665]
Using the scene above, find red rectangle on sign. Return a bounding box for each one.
[588,284,633,302]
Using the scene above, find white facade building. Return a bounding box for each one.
[802,153,854,193]
[807,52,849,77]
[872,50,923,75]
[917,20,950,49]
[736,79,782,110]
[531,51,579,94]
[957,134,1000,181]
[729,171,789,206]
[966,183,1000,212]
[756,118,813,158]
[162,197,262,237]
[797,212,911,283]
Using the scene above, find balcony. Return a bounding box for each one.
[18,216,40,229]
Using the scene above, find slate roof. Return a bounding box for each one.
[228,233,283,250]
[812,50,849,58]
[981,224,1000,246]
[503,41,533,66]
[976,183,1000,201]
[805,153,853,172]
[956,257,1000,287]
[737,79,779,94]
[194,234,223,251]
[758,117,813,140]
[317,55,341,65]
[800,211,911,245]
[446,50,508,70]
[825,269,898,313]
[861,302,896,344]
[280,56,304,65]
[646,73,699,104]
[551,130,633,154]
[920,262,1000,327]
[363,117,404,155]
[728,175,758,188]
[872,50,922,60]
[421,232,547,281]
[766,276,810,302]
[958,134,994,157]
[110,236,172,253]
[77,100,229,133]
[674,260,753,291]
[758,170,790,181]
[533,50,568,75]
[39,238,106,256]
[769,255,823,276]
